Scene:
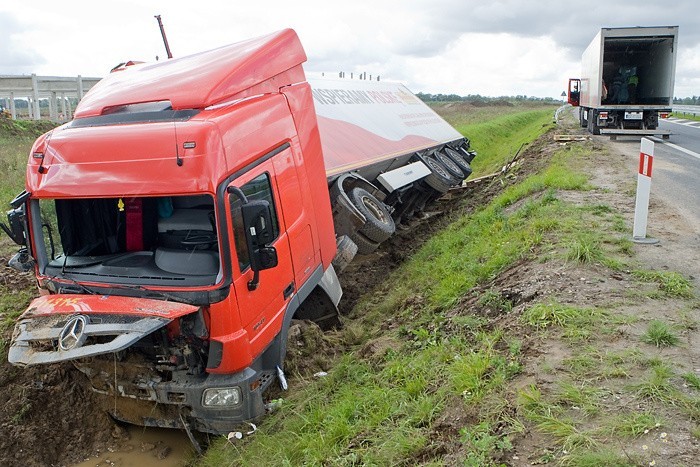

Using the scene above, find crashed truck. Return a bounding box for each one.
[2,29,475,435]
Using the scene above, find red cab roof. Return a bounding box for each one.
[75,29,307,118]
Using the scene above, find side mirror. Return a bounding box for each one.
[0,207,27,246]
[241,200,278,290]
[241,200,276,247]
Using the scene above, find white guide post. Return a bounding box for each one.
[632,137,659,244]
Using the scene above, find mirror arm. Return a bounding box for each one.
[226,186,248,204]
[248,268,260,291]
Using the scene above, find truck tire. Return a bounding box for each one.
[434,150,465,180]
[418,155,454,194]
[350,187,395,243]
[332,235,358,273]
[349,230,380,255]
[579,108,587,128]
[444,147,473,178]
[587,110,600,135]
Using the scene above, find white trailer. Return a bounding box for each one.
[567,26,678,138]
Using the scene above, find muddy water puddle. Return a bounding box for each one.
[73,425,194,467]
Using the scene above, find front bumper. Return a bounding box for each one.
[77,359,274,434]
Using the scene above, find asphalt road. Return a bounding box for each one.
[600,116,700,285]
[650,118,700,228]
[604,117,700,232]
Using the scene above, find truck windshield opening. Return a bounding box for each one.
[36,194,220,286]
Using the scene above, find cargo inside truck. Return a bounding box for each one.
[601,35,675,106]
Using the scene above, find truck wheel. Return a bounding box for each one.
[350,187,395,243]
[332,235,358,273]
[435,150,465,181]
[587,112,599,135]
[579,108,587,128]
[419,155,453,194]
[444,147,473,178]
[349,230,380,255]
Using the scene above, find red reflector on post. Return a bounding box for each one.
[638,152,653,178]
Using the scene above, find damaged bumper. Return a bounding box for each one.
[8,294,198,366]
[9,313,170,366]
[7,293,272,434]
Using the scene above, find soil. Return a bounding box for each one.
[0,108,698,466]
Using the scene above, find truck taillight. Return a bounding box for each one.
[660,112,670,119]
[600,112,608,119]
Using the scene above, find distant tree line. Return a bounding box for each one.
[673,96,700,105]
[415,92,561,104]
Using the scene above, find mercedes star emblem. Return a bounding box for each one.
[58,315,89,351]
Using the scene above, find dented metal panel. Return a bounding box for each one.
[9,313,170,366]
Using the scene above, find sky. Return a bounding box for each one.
[1,0,699,99]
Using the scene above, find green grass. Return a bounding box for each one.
[641,320,680,348]
[671,112,700,122]
[604,411,662,437]
[633,270,696,299]
[682,372,700,390]
[195,104,700,466]
[521,302,607,333]
[441,107,556,175]
[631,364,678,403]
[0,119,56,207]
[566,233,603,264]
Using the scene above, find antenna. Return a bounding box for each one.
[154,15,173,59]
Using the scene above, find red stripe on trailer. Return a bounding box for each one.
[638,152,653,177]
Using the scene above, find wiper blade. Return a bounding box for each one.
[45,275,98,295]
[105,283,184,302]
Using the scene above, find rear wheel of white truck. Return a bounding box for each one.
[579,108,587,128]
[350,187,396,243]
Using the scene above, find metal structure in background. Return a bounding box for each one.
[672,105,700,119]
[0,74,101,122]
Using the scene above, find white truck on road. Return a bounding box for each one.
[568,26,678,138]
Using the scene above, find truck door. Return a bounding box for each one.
[226,159,295,349]
[568,79,581,106]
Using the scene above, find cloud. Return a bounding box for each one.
[0,12,46,74]
[0,0,697,98]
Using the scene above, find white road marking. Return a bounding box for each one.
[665,118,700,127]
[650,136,700,161]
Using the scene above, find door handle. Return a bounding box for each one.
[283,282,295,300]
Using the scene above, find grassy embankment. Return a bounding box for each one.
[670,112,700,122]
[198,105,576,465]
[0,118,54,353]
[201,103,699,465]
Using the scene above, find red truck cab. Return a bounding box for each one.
[4,28,474,436]
[6,29,340,434]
